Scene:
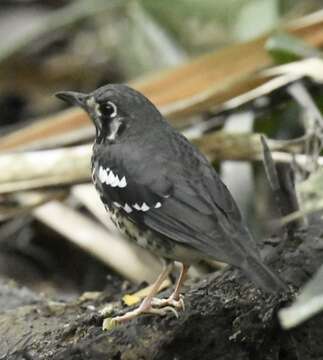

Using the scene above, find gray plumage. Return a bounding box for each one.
[56,84,286,293]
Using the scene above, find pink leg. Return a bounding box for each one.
[111,262,174,323]
[151,263,189,310]
[171,263,189,300]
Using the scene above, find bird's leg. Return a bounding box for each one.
[170,263,189,301]
[151,263,189,310]
[110,262,175,324]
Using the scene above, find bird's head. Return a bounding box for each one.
[56,84,162,143]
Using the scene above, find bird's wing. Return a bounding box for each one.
[97,139,259,265]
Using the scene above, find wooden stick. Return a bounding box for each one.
[0,144,91,193]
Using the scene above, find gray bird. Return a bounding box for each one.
[56,84,286,324]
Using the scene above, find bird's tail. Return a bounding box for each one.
[241,255,287,293]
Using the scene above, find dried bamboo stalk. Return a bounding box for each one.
[33,201,161,284]
[0,133,306,194]
[71,184,118,233]
[0,109,93,153]
[0,144,91,193]
[0,132,309,195]
[0,190,65,221]
[2,11,323,153]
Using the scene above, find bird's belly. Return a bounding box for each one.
[108,206,172,257]
[109,207,201,263]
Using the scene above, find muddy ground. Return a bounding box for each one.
[1,221,323,360]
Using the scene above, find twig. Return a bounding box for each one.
[287,81,323,175]
[280,199,323,225]
[258,151,323,166]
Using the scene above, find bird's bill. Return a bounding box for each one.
[55,91,88,108]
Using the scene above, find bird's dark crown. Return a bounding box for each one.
[56,84,163,144]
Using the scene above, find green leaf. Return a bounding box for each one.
[265,31,321,64]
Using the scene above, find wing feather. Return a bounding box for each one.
[95,137,259,265]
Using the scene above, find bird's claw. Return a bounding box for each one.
[144,305,179,318]
[102,306,178,330]
[151,294,185,311]
[102,297,183,330]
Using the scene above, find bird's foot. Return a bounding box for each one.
[102,298,179,330]
[151,294,185,311]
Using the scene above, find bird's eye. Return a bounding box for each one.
[100,101,117,118]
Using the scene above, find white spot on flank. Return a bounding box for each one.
[99,166,108,183]
[106,170,115,185]
[133,203,141,210]
[113,202,121,208]
[141,202,150,211]
[124,203,132,213]
[110,174,120,187]
[155,202,162,208]
[118,176,127,188]
[132,202,151,211]
[102,170,126,188]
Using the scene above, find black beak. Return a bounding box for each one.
[55,91,88,108]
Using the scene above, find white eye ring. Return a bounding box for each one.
[107,101,117,118]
